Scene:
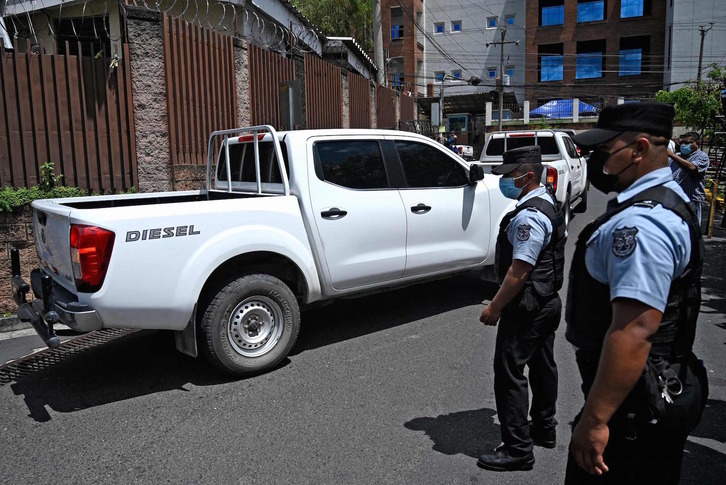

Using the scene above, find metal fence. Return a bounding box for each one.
[248,43,296,129]
[304,53,343,129]
[348,72,371,129]
[0,40,136,192]
[163,16,237,166]
[376,85,397,129]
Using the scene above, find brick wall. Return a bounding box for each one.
[0,208,38,313]
[342,72,350,129]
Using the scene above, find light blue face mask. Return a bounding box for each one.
[680,143,692,156]
[499,173,527,200]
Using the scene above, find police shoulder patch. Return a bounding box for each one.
[612,226,639,257]
[517,224,532,241]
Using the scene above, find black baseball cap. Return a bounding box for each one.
[573,102,675,149]
[492,145,542,175]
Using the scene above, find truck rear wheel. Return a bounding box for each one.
[200,274,300,375]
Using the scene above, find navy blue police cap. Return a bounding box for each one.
[492,145,542,175]
[573,102,675,149]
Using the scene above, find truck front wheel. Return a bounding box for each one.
[200,274,300,375]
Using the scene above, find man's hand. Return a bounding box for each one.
[667,149,676,158]
[571,415,610,475]
[479,304,501,326]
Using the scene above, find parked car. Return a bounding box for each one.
[12,126,518,376]
[478,130,589,226]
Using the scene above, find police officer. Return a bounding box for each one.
[478,146,567,472]
[566,102,708,484]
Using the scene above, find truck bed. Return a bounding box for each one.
[60,190,260,210]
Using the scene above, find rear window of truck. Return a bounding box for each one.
[485,136,559,156]
[216,141,289,183]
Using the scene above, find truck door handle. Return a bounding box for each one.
[321,208,347,219]
[411,203,432,214]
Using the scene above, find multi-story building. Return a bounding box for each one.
[664,0,726,91]
[381,0,425,94]
[422,0,526,104]
[525,0,666,106]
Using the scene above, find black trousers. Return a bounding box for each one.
[493,295,561,455]
[564,413,688,485]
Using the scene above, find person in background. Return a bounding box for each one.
[668,132,710,225]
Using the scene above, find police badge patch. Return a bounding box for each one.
[517,224,532,241]
[612,226,638,257]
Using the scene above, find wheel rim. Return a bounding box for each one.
[227,296,284,357]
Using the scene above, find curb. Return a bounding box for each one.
[0,315,29,333]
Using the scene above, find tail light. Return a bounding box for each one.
[458,146,463,154]
[546,166,558,193]
[70,224,115,293]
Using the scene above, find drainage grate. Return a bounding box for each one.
[0,329,138,386]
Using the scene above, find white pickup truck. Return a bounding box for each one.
[479,130,589,226]
[12,126,516,375]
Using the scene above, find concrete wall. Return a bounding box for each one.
[0,208,37,314]
[126,8,173,193]
[342,72,351,129]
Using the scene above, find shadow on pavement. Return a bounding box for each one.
[701,241,726,319]
[293,272,497,355]
[404,408,500,459]
[4,273,498,423]
[681,399,726,484]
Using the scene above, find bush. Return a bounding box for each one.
[0,163,87,213]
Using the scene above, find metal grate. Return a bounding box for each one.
[0,329,137,386]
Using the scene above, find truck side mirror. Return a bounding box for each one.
[469,164,485,184]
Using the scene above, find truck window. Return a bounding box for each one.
[314,140,389,189]
[216,141,289,183]
[485,136,559,156]
[394,140,468,188]
[563,136,580,158]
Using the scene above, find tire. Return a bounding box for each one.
[573,181,589,213]
[200,273,300,375]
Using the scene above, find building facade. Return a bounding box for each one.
[525,0,666,106]
[664,0,726,90]
[381,0,425,95]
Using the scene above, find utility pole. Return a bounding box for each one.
[373,0,385,86]
[697,22,714,83]
[486,26,518,130]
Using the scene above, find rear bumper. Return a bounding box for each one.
[27,269,104,333]
[11,248,103,349]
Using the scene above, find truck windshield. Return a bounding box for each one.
[216,141,289,183]
[485,136,559,156]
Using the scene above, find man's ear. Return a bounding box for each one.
[632,137,651,162]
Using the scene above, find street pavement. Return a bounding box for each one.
[0,189,724,484]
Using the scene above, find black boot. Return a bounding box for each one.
[530,424,556,449]
[477,445,535,472]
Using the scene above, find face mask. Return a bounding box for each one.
[680,143,692,156]
[587,141,637,194]
[499,173,527,200]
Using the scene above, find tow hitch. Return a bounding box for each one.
[11,247,61,348]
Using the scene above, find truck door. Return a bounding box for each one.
[307,138,407,290]
[562,135,583,193]
[391,139,491,277]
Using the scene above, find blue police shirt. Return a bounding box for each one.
[507,185,554,267]
[585,167,692,312]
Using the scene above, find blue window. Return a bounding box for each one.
[435,23,444,34]
[488,17,497,28]
[452,21,462,32]
[488,69,497,78]
[577,1,604,23]
[452,70,462,79]
[621,0,643,18]
[392,73,404,86]
[619,48,642,75]
[435,72,445,82]
[541,6,564,26]
[576,52,603,79]
[541,55,563,81]
[391,25,403,40]
[507,68,515,77]
[507,16,515,25]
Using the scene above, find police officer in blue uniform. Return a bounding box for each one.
[566,102,708,484]
[478,146,567,472]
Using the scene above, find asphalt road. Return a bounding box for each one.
[0,189,724,484]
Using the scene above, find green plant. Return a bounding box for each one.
[0,162,87,213]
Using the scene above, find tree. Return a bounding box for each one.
[655,63,726,135]
[292,0,372,52]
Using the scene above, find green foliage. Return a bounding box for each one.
[654,63,726,134]
[0,162,87,213]
[292,0,372,52]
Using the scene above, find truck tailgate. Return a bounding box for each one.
[32,200,76,293]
